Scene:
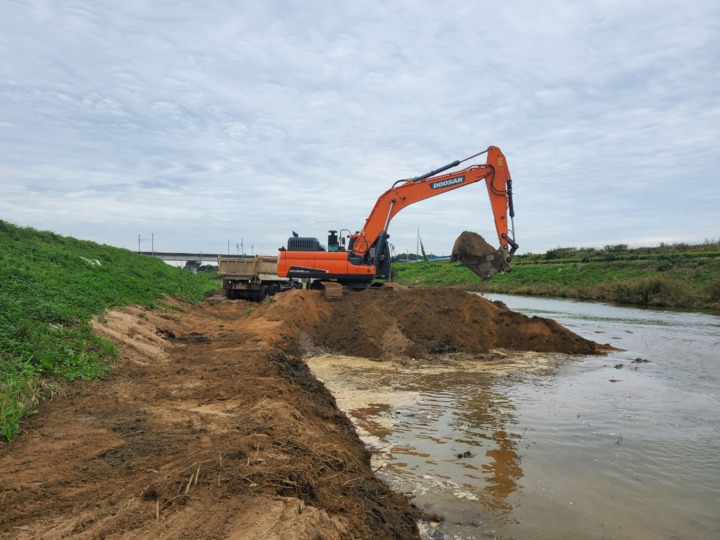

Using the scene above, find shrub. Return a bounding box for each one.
[704,275,720,305]
[611,275,692,307]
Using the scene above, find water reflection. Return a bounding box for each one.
[451,384,523,515]
[307,354,537,519]
[483,425,522,514]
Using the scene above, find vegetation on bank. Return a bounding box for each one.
[0,221,218,442]
[392,241,720,312]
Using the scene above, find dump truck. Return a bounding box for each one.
[218,255,301,301]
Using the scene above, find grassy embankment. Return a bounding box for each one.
[0,221,218,442]
[392,242,720,311]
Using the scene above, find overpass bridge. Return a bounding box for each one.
[139,251,225,272]
[139,251,223,263]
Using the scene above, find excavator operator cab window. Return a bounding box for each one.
[327,230,340,252]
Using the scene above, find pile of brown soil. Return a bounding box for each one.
[0,287,608,539]
[452,230,497,259]
[290,287,608,360]
[451,230,508,280]
[0,299,417,539]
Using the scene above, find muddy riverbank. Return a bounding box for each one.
[0,288,607,539]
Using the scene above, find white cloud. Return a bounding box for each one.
[1,0,718,257]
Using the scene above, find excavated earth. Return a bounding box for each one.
[0,287,609,539]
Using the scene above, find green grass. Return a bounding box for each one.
[391,243,720,312]
[0,220,218,441]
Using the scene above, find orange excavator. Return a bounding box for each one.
[277,146,517,288]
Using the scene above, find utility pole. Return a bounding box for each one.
[416,227,420,261]
[138,233,154,254]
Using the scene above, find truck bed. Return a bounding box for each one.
[217,255,279,279]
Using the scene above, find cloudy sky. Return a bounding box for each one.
[2,1,718,257]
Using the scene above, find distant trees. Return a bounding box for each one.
[521,240,720,263]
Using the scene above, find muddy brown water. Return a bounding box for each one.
[308,294,720,540]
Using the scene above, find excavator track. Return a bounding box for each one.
[309,280,344,301]
[322,282,344,300]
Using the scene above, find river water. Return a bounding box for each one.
[307,294,720,540]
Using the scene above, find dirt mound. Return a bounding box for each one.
[0,288,607,539]
[268,288,608,360]
[0,299,418,540]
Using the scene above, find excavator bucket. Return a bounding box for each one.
[451,231,510,281]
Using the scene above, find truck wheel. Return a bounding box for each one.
[256,285,270,302]
[269,283,280,296]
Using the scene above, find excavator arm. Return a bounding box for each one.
[350,146,516,258]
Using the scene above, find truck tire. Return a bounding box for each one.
[269,283,280,296]
[256,284,270,302]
